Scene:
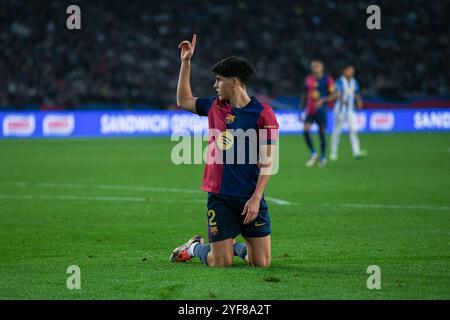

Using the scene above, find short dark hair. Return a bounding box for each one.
[211,56,255,86]
[343,64,354,70]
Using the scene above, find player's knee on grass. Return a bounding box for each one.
[246,247,271,267]
[249,254,271,268]
[244,235,271,267]
[208,251,234,267]
[208,238,234,267]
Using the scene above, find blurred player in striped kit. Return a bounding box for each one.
[330,65,367,161]
[300,60,336,168]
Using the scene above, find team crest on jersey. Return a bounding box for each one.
[210,226,219,236]
[224,114,235,125]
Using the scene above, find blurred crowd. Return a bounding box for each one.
[1,0,449,110]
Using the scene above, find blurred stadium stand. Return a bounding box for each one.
[1,0,449,110]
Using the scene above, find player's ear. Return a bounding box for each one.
[232,77,242,88]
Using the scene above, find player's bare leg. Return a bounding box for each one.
[206,238,234,267]
[244,235,271,267]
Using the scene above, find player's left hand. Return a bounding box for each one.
[315,99,324,109]
[242,195,261,225]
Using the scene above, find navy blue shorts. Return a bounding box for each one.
[305,112,327,126]
[206,193,271,243]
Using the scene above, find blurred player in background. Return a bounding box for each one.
[300,60,336,168]
[330,65,367,160]
[170,35,279,267]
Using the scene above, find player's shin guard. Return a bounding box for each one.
[233,242,247,261]
[303,131,315,154]
[193,243,211,265]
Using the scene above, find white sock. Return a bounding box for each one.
[188,242,199,257]
[350,132,360,155]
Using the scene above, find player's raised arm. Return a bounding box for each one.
[176,34,198,113]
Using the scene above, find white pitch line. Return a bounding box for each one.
[97,184,200,194]
[0,181,292,206]
[265,197,292,205]
[314,202,450,211]
[0,194,149,202]
[22,181,201,194]
[2,181,448,211]
[38,182,86,189]
[338,203,450,211]
[0,194,207,204]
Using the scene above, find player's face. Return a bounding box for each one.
[311,61,324,76]
[343,66,355,78]
[214,75,233,101]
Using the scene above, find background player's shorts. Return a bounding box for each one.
[305,111,327,126]
[206,192,271,243]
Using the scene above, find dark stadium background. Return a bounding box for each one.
[1,0,449,301]
[1,0,449,111]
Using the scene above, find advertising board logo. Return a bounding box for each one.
[43,114,75,136]
[414,111,450,130]
[356,113,367,131]
[100,114,170,134]
[3,114,36,137]
[370,112,395,131]
[341,113,367,132]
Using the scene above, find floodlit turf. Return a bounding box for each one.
[0,133,449,299]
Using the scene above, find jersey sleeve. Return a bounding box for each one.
[258,105,279,145]
[195,96,216,116]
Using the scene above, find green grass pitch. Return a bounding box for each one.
[0,133,449,299]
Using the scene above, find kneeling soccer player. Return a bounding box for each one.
[170,35,279,267]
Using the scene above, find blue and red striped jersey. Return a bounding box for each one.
[196,96,279,198]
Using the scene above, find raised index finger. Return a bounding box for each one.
[191,34,197,48]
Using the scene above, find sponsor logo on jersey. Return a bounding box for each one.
[216,130,234,151]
